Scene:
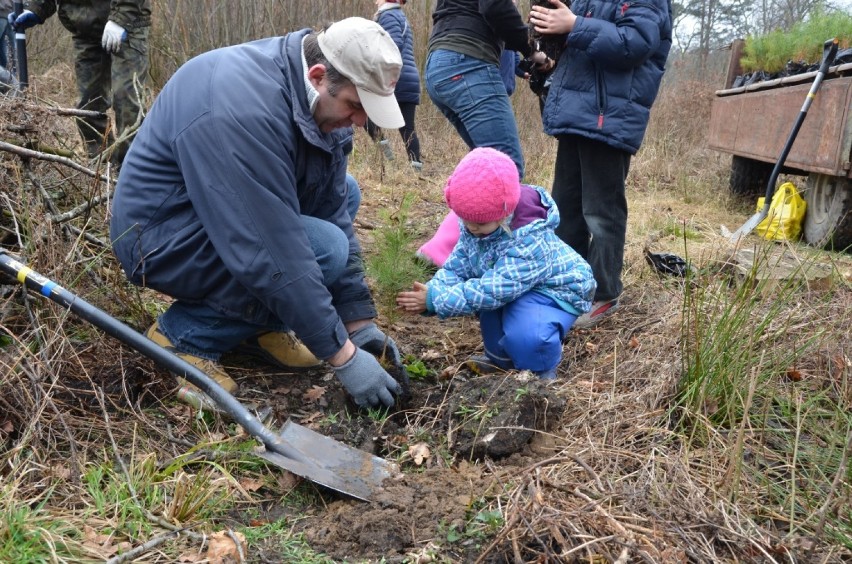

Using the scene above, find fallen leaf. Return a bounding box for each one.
[276,471,301,491]
[239,477,264,492]
[585,342,599,353]
[1,420,12,433]
[177,549,205,562]
[785,368,803,382]
[628,335,640,349]
[206,530,246,564]
[408,443,431,465]
[50,464,71,480]
[81,525,122,557]
[302,385,327,403]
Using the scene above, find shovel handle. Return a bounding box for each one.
[0,250,304,462]
[758,37,839,209]
[12,0,27,89]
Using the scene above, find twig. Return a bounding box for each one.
[23,102,107,119]
[0,140,112,183]
[226,529,246,563]
[104,529,181,564]
[517,454,605,492]
[49,190,113,224]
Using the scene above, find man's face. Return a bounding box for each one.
[309,64,369,133]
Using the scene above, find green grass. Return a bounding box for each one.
[240,519,335,563]
[0,502,81,562]
[674,246,851,545]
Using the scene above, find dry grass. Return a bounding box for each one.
[2,7,852,563]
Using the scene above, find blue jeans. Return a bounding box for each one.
[158,174,362,360]
[480,292,576,373]
[425,49,525,178]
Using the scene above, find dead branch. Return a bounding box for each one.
[0,138,76,158]
[48,190,113,224]
[104,529,181,564]
[30,104,107,119]
[0,140,112,183]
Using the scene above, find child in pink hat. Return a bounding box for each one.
[397,148,595,379]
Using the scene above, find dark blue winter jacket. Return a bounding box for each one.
[542,0,672,154]
[110,29,374,360]
[375,4,420,104]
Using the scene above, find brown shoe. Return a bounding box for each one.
[145,322,238,394]
[236,331,321,370]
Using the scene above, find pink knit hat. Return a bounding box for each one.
[444,148,521,223]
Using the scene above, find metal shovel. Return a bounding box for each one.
[0,250,399,501]
[727,38,839,243]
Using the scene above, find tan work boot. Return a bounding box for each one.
[237,331,321,370]
[145,322,238,394]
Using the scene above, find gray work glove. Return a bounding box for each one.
[350,322,401,365]
[334,348,401,408]
[349,322,411,399]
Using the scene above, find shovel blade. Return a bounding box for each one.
[257,420,400,501]
[727,209,767,243]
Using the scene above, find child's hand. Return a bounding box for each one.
[397,281,428,314]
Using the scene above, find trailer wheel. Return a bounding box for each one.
[729,156,773,196]
[803,174,852,251]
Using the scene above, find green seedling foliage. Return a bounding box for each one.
[740,11,852,73]
[403,355,434,381]
[366,405,392,423]
[365,193,435,321]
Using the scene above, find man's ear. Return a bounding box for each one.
[307,64,326,88]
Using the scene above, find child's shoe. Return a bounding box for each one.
[574,299,619,329]
[535,367,558,380]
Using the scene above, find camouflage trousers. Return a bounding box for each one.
[72,25,149,165]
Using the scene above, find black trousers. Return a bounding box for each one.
[551,134,631,302]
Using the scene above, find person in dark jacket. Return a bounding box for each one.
[365,0,422,171]
[8,0,150,165]
[530,0,672,328]
[110,18,409,409]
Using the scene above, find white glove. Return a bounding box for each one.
[101,20,127,53]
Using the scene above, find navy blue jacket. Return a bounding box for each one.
[110,29,374,360]
[376,4,420,104]
[542,0,672,154]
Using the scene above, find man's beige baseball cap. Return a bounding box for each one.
[317,17,405,129]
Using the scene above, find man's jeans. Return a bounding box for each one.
[551,135,631,302]
[425,49,525,178]
[480,292,576,373]
[158,174,362,360]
